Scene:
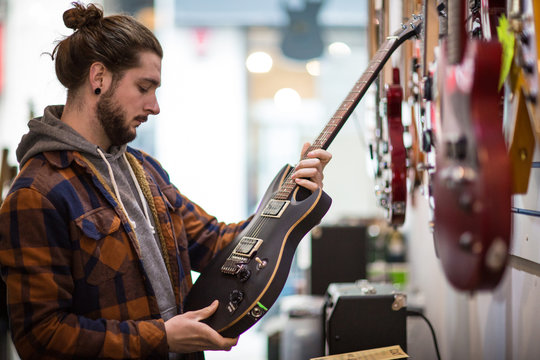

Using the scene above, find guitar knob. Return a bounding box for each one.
[229,290,244,305]
[459,232,481,254]
[485,237,508,272]
[237,266,251,282]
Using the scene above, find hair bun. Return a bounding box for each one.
[63,2,103,30]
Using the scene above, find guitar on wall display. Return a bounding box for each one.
[386,68,407,225]
[281,0,324,60]
[505,0,537,194]
[433,0,511,291]
[184,17,423,338]
[375,67,407,226]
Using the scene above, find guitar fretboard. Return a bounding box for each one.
[274,19,422,201]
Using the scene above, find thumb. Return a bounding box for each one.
[194,300,219,321]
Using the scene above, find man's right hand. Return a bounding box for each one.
[164,300,239,354]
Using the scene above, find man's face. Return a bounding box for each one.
[97,51,161,147]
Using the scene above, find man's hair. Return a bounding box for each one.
[52,2,163,97]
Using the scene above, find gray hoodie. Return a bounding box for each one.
[17,105,178,323]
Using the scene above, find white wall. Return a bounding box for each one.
[155,26,248,222]
[0,0,86,165]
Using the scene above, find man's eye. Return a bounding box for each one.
[139,86,149,93]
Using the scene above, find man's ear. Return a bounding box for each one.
[89,62,112,94]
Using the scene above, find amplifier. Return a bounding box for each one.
[310,225,367,295]
[324,281,407,355]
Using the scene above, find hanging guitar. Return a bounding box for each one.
[376,67,407,226]
[402,1,425,199]
[408,0,444,221]
[505,0,538,194]
[184,17,423,338]
[370,0,407,226]
[281,0,324,60]
[433,0,511,291]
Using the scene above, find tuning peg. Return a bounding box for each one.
[437,2,448,18]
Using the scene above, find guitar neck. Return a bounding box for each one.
[274,19,422,201]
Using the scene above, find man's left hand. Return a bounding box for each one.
[291,142,332,192]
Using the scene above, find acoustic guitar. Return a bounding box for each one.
[184,17,423,337]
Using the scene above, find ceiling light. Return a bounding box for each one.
[328,42,351,57]
[246,51,273,73]
[306,60,321,76]
[274,88,301,111]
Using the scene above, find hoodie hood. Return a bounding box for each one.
[16,105,126,167]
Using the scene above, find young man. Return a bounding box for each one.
[0,2,332,360]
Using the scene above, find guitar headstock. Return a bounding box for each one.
[390,14,423,43]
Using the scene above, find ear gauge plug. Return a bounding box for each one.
[94,88,101,95]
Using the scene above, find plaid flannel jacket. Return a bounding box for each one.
[0,147,249,359]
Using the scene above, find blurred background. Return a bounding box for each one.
[3,1,537,360]
[0,1,390,358]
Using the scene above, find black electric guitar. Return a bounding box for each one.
[184,18,423,338]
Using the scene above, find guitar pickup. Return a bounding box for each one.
[221,237,263,275]
[262,199,290,218]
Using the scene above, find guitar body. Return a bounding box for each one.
[184,164,332,337]
[386,68,407,225]
[433,39,511,290]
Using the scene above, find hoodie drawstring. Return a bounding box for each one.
[123,153,155,234]
[96,148,154,234]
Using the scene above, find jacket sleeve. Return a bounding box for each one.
[0,187,168,360]
[181,191,252,272]
[139,151,252,273]
[159,181,253,273]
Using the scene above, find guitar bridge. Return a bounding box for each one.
[221,237,263,275]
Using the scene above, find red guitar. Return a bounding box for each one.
[377,68,407,225]
[433,0,511,291]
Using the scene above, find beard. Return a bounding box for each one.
[96,89,137,147]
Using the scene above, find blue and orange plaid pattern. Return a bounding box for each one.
[0,147,249,359]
